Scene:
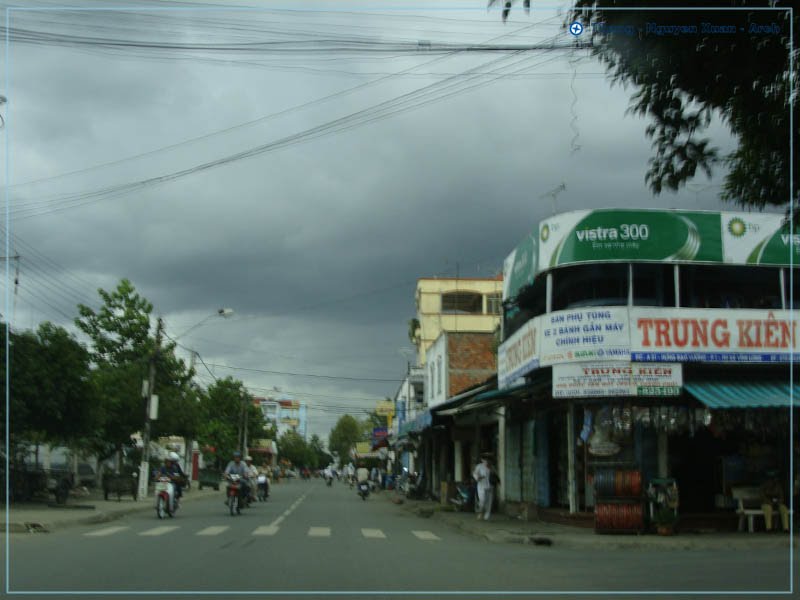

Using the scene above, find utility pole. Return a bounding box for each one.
[138,317,164,500]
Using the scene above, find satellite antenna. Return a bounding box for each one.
[540,183,566,215]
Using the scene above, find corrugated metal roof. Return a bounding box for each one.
[684,379,800,408]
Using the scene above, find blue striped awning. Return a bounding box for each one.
[684,379,800,409]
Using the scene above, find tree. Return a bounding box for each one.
[0,323,99,455]
[195,377,251,469]
[328,415,362,467]
[277,430,312,468]
[361,409,387,440]
[491,1,798,214]
[75,279,197,460]
[308,434,331,469]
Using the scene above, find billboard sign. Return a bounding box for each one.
[552,362,682,398]
[630,308,799,363]
[540,308,630,366]
[498,316,540,389]
[502,232,538,301]
[375,400,394,416]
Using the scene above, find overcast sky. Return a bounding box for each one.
[1,0,749,440]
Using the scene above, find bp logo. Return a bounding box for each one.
[727,217,747,237]
[540,224,550,242]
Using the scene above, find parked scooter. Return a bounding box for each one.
[357,481,370,501]
[257,474,269,501]
[449,481,476,512]
[154,476,178,519]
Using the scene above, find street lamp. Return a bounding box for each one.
[137,307,234,500]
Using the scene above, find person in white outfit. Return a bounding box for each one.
[472,453,496,521]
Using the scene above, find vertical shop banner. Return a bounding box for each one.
[502,232,538,302]
[540,307,630,366]
[498,316,540,389]
[630,308,799,362]
[552,362,682,398]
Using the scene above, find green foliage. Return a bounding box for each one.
[308,434,331,469]
[277,430,312,468]
[328,414,362,467]
[195,377,251,469]
[75,278,154,366]
[0,322,100,452]
[361,409,387,437]
[492,1,798,214]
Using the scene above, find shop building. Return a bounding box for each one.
[495,209,799,529]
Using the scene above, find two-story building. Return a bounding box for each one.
[490,209,799,529]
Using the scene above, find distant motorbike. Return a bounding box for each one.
[357,481,370,501]
[326,476,333,487]
[226,474,246,516]
[154,476,178,519]
[257,474,269,501]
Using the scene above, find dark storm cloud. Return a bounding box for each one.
[3,0,743,437]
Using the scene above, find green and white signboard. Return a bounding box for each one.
[503,209,796,303]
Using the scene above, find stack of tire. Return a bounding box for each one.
[594,469,644,533]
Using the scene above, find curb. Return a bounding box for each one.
[4,487,221,533]
[391,497,797,551]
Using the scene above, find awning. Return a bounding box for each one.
[684,379,800,409]
[398,410,432,436]
[446,379,545,415]
[431,384,491,416]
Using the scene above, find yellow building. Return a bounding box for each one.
[413,275,503,366]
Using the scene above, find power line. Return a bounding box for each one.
[9,17,554,190]
[205,363,402,383]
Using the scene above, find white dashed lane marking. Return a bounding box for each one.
[412,530,441,541]
[196,526,229,536]
[139,526,179,536]
[84,526,129,537]
[308,527,331,537]
[252,525,280,536]
[361,528,386,539]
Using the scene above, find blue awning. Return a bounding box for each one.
[398,410,432,436]
[684,379,800,409]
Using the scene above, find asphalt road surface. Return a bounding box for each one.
[4,478,795,599]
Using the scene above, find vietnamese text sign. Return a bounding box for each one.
[552,362,682,398]
[498,316,540,389]
[540,308,630,366]
[630,308,799,363]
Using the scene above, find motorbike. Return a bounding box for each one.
[154,476,178,519]
[449,481,476,512]
[257,474,269,501]
[226,474,247,516]
[357,481,370,501]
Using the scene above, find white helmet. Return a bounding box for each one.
[168,451,180,462]
[244,455,253,461]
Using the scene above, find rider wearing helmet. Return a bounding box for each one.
[223,451,251,503]
[158,451,186,502]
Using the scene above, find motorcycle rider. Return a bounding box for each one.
[244,455,259,503]
[356,463,370,484]
[158,452,185,506]
[223,451,250,505]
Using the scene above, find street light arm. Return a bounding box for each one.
[172,308,234,340]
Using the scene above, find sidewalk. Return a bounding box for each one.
[4,483,221,533]
[384,493,797,551]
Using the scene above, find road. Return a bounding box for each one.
[4,478,795,598]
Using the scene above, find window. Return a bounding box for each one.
[441,291,482,314]
[633,264,675,307]
[429,364,435,400]
[503,275,547,340]
[680,265,782,309]
[437,356,442,395]
[486,293,502,315]
[552,264,629,312]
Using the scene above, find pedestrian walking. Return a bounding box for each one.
[473,452,499,521]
